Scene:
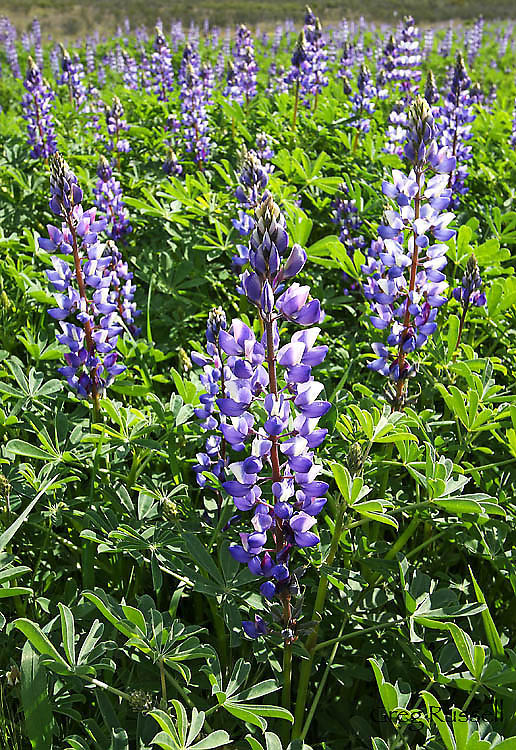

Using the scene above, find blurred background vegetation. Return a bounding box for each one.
[0,0,515,39]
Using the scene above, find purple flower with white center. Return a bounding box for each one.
[21,57,57,160]
[93,156,132,242]
[38,153,132,418]
[195,191,329,640]
[365,96,456,408]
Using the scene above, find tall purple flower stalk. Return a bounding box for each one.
[192,308,229,512]
[179,58,213,165]
[151,26,175,101]
[38,154,129,419]
[231,149,269,272]
[227,25,258,105]
[510,98,516,149]
[1,17,21,79]
[437,53,476,208]
[452,254,486,356]
[93,156,132,241]
[350,63,377,149]
[196,191,329,641]
[105,96,131,161]
[363,96,456,408]
[58,46,87,110]
[21,57,57,160]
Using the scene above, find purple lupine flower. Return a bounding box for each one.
[255,133,275,168]
[151,26,174,101]
[201,191,329,640]
[192,308,229,511]
[350,63,377,142]
[85,36,96,73]
[121,52,139,90]
[39,153,130,414]
[163,147,183,177]
[424,70,439,107]
[231,149,269,271]
[439,25,453,58]
[105,96,130,158]
[364,96,456,408]
[179,59,213,165]
[1,17,21,79]
[21,57,57,160]
[285,9,328,110]
[332,183,367,294]
[105,240,141,337]
[225,25,258,105]
[32,18,43,70]
[466,16,484,67]
[58,46,87,110]
[452,254,486,310]
[451,254,486,357]
[93,156,132,241]
[437,53,476,208]
[510,98,516,149]
[383,17,422,156]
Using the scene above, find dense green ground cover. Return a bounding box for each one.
[1,10,516,750]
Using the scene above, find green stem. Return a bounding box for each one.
[159,658,167,708]
[292,498,347,737]
[281,643,293,745]
[314,620,403,653]
[87,676,132,702]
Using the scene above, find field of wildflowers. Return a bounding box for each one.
[1,8,516,750]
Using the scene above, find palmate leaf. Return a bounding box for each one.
[149,704,230,750]
[203,656,293,733]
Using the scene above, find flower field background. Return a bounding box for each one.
[1,7,516,750]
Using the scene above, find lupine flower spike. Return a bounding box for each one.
[194,190,329,642]
[364,96,456,408]
[39,153,132,420]
[22,57,57,161]
[452,254,486,358]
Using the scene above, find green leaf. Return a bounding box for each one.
[190,731,231,750]
[447,314,460,361]
[58,603,76,667]
[447,623,475,673]
[421,692,454,750]
[5,439,55,461]
[14,618,69,670]
[20,642,54,750]
[330,462,351,504]
[468,566,504,659]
